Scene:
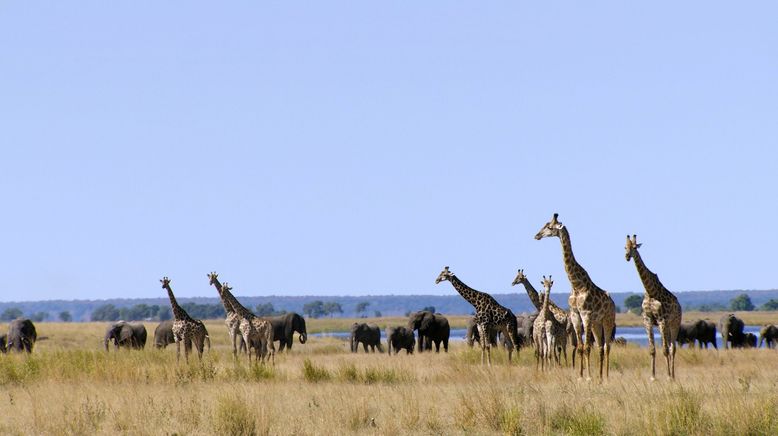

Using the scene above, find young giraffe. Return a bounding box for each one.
[533,276,565,370]
[220,282,275,365]
[513,269,572,367]
[160,277,211,363]
[435,266,521,365]
[535,213,616,380]
[625,234,682,380]
[208,272,246,358]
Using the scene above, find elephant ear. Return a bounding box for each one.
[420,312,434,331]
[119,325,133,342]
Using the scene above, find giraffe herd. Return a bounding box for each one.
[155,213,700,383]
[439,213,683,382]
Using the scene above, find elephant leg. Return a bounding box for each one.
[362,342,368,353]
[645,322,656,381]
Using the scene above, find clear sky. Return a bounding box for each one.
[1,2,776,301]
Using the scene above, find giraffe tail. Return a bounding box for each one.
[205,335,211,351]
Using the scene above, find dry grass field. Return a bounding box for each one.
[1,318,777,435]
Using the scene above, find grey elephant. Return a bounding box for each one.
[0,333,7,353]
[516,313,538,347]
[407,311,450,353]
[465,316,497,348]
[104,321,147,351]
[153,320,175,349]
[6,319,37,353]
[759,324,778,348]
[386,326,415,355]
[719,313,746,349]
[743,332,757,348]
[269,312,308,352]
[350,322,383,353]
[678,319,717,349]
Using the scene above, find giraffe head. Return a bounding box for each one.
[435,266,454,284]
[160,277,171,288]
[511,269,527,286]
[222,282,233,293]
[625,234,642,262]
[542,275,554,292]
[534,213,564,240]
[208,272,219,286]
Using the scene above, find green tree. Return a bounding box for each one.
[729,293,755,311]
[59,311,73,322]
[303,300,325,319]
[0,307,24,321]
[255,303,276,317]
[760,299,778,311]
[355,301,370,315]
[623,295,643,314]
[323,302,343,318]
[29,312,49,322]
[91,304,121,321]
[373,310,382,318]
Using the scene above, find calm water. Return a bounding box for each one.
[313,325,763,348]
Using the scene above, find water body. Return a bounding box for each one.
[312,325,764,348]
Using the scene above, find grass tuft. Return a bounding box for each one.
[302,358,331,382]
[212,395,258,436]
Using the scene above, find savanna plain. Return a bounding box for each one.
[2,314,777,436]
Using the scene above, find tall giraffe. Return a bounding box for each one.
[160,277,211,363]
[435,266,520,365]
[535,213,616,380]
[208,272,246,358]
[513,269,574,367]
[625,234,682,380]
[220,282,275,365]
[533,275,565,370]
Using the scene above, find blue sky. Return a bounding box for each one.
[1,2,776,301]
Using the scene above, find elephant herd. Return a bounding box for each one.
[100,313,309,353]
[350,310,451,355]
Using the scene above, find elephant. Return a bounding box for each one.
[516,313,538,347]
[743,332,757,348]
[0,333,6,353]
[153,320,175,349]
[465,316,497,348]
[386,326,415,355]
[350,323,383,353]
[104,321,147,351]
[678,319,717,349]
[759,324,778,349]
[6,319,37,353]
[613,337,628,347]
[269,313,308,352]
[719,313,745,349]
[407,311,450,353]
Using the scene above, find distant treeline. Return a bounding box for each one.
[2,289,778,322]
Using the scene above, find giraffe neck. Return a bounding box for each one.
[631,250,663,298]
[520,279,542,310]
[164,285,191,321]
[541,288,552,317]
[210,278,234,314]
[448,275,482,308]
[222,286,254,319]
[558,227,595,292]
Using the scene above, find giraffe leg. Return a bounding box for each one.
[499,325,516,364]
[231,331,238,360]
[477,324,490,366]
[590,324,605,381]
[175,338,181,364]
[658,324,670,378]
[580,315,592,380]
[184,338,192,364]
[645,320,656,381]
[669,328,678,380]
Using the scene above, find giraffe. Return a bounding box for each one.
[535,213,616,380]
[208,272,246,358]
[220,282,275,365]
[625,234,682,380]
[160,277,211,363]
[533,275,565,370]
[435,266,520,365]
[513,269,573,367]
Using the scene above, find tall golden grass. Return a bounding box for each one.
[0,320,776,435]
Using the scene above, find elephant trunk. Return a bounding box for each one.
[299,331,307,344]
